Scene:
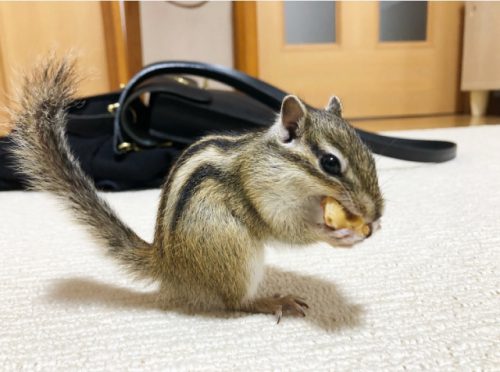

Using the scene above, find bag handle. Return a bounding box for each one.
[114,61,457,162]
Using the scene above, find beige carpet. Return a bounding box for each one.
[1,126,499,371]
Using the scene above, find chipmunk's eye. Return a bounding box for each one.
[320,154,342,176]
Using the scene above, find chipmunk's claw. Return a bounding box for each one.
[244,294,309,323]
[272,294,309,324]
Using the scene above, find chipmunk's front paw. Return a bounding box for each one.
[326,228,365,247]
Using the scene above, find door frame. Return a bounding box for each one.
[101,1,143,89]
[233,1,258,77]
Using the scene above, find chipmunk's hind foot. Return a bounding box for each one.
[243,294,309,324]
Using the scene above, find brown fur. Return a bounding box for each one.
[9,57,383,319]
[8,56,153,277]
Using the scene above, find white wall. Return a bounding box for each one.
[140,1,233,68]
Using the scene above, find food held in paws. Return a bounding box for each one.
[321,196,371,237]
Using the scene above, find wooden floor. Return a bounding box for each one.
[350,115,500,132]
[1,115,499,138]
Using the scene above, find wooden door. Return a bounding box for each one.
[254,1,463,118]
[0,1,142,136]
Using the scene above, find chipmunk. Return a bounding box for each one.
[9,57,383,322]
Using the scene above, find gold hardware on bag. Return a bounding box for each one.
[117,142,140,153]
[173,76,190,86]
[118,141,172,152]
[107,102,120,114]
[160,141,173,148]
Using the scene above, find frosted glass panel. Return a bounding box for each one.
[380,1,427,42]
[285,1,336,44]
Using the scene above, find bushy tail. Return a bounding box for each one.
[9,56,154,276]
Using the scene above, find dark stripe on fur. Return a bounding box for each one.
[170,163,227,232]
[266,140,335,188]
[168,161,266,235]
[307,140,323,159]
[181,137,240,162]
[153,136,244,251]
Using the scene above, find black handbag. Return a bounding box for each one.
[0,93,177,191]
[114,61,457,162]
[0,61,457,191]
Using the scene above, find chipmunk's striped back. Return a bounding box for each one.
[153,133,268,251]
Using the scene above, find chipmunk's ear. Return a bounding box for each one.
[279,95,308,143]
[325,96,343,117]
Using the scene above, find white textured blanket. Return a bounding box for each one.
[1,126,499,371]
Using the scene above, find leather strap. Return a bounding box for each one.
[114,61,457,162]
